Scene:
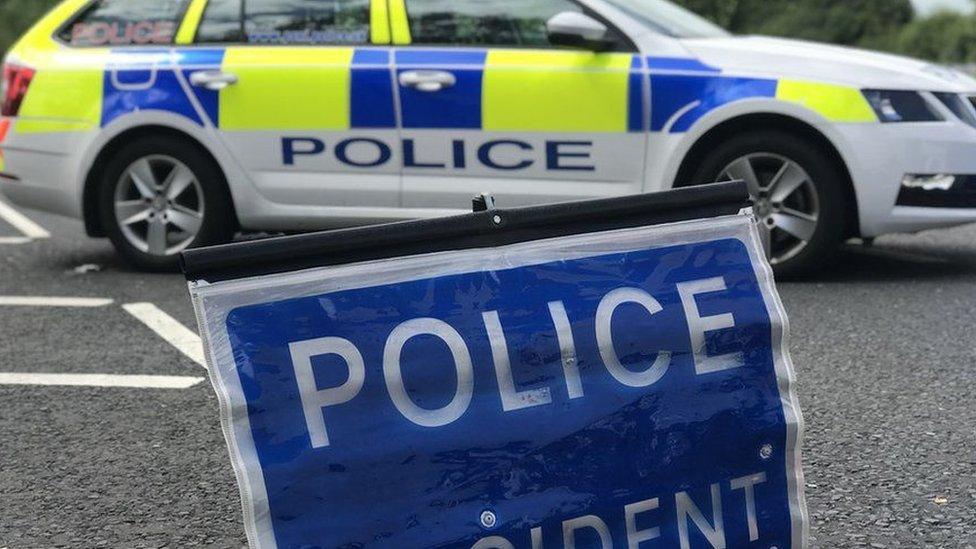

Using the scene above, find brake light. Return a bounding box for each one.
[1,62,35,117]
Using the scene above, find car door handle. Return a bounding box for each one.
[398,70,457,92]
[189,70,239,91]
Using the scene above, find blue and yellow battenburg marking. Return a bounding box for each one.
[102,49,212,128]
[7,0,873,136]
[92,47,647,134]
[393,49,644,132]
[12,45,875,136]
[647,56,877,131]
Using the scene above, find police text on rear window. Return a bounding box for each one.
[196,0,371,45]
[59,0,188,47]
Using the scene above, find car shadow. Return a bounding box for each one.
[804,241,976,283]
[44,230,976,282]
[48,232,282,276]
[50,247,144,275]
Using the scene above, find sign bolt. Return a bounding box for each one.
[760,444,774,460]
[493,215,503,225]
[480,510,497,529]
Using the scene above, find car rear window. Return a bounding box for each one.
[196,0,371,45]
[58,0,189,47]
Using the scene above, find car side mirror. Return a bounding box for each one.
[547,12,615,52]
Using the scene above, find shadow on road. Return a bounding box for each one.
[46,246,149,276]
[810,242,976,283]
[45,233,280,276]
[26,224,976,282]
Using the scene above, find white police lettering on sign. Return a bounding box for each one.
[185,185,806,549]
[291,276,743,450]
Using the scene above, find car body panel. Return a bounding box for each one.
[681,35,976,93]
[3,0,976,239]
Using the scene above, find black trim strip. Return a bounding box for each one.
[897,174,976,208]
[182,181,749,283]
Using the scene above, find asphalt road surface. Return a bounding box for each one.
[1,197,974,548]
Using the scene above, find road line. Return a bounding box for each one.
[0,199,50,240]
[0,296,115,307]
[0,372,205,389]
[0,236,32,245]
[123,302,207,369]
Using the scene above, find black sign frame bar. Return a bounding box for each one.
[181,181,749,283]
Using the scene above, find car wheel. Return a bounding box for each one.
[689,130,848,278]
[99,136,236,272]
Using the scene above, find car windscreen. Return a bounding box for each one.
[601,0,730,38]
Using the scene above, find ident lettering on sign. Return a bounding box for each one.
[288,276,743,451]
[470,472,769,549]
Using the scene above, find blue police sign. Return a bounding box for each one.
[186,185,806,549]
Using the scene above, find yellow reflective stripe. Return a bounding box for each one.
[219,48,354,130]
[371,0,391,44]
[17,49,107,133]
[14,119,97,134]
[176,0,208,45]
[389,0,411,45]
[776,80,877,123]
[483,50,632,132]
[9,0,90,57]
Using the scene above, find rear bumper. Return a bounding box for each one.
[0,151,81,218]
[1,178,79,218]
[0,123,87,219]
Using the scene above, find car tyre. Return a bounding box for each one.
[99,135,236,272]
[688,130,848,278]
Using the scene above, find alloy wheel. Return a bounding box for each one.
[717,153,821,265]
[113,155,205,257]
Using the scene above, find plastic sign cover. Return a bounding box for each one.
[188,212,806,549]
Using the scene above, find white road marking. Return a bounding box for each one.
[0,199,50,240]
[0,296,114,307]
[0,372,204,389]
[123,302,207,369]
[0,236,32,245]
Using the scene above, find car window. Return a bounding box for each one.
[600,0,730,39]
[58,0,188,47]
[404,0,615,48]
[196,0,246,44]
[196,0,371,45]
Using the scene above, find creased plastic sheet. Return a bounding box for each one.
[189,212,806,549]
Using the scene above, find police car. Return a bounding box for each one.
[2,0,976,274]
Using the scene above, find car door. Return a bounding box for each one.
[391,0,647,210]
[187,0,401,212]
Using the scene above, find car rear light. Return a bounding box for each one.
[1,62,36,117]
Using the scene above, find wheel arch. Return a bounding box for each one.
[673,112,861,238]
[82,124,238,237]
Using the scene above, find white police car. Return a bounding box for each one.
[3,0,976,273]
